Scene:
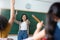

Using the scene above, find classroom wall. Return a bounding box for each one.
[0,0,60,13]
[1,9,46,34]
[0,0,60,34]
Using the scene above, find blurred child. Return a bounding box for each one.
[0,0,15,38]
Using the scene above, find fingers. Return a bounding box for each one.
[37,21,43,29]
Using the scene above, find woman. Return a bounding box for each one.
[15,14,30,40]
[0,0,15,38]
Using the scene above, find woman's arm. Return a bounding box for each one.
[8,0,15,26]
[14,20,20,24]
[26,19,30,25]
[14,10,20,24]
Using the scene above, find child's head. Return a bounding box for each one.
[48,2,60,22]
[0,15,8,31]
[46,2,60,40]
[21,14,28,22]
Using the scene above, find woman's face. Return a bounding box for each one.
[53,14,60,22]
[22,15,27,21]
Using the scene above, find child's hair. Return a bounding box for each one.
[0,15,8,31]
[45,2,60,40]
[21,14,28,22]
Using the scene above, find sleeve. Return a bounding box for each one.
[26,19,30,25]
[26,20,30,35]
[14,20,20,24]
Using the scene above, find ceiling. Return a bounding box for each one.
[33,0,60,3]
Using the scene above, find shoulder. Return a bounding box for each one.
[26,19,30,22]
[5,23,11,31]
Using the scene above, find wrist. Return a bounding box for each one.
[36,28,40,31]
[37,27,41,30]
[11,4,15,6]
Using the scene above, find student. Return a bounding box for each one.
[33,2,60,40]
[0,0,15,38]
[15,14,30,40]
[24,2,60,40]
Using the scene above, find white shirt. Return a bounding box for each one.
[19,20,30,30]
[15,20,30,34]
[20,21,28,30]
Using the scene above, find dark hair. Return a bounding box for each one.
[0,15,8,31]
[21,14,28,22]
[45,2,60,40]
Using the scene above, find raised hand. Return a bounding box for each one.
[11,0,15,5]
[36,21,43,29]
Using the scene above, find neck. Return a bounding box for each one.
[23,20,26,22]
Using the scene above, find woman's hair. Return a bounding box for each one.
[45,2,60,40]
[21,14,28,22]
[0,15,8,31]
